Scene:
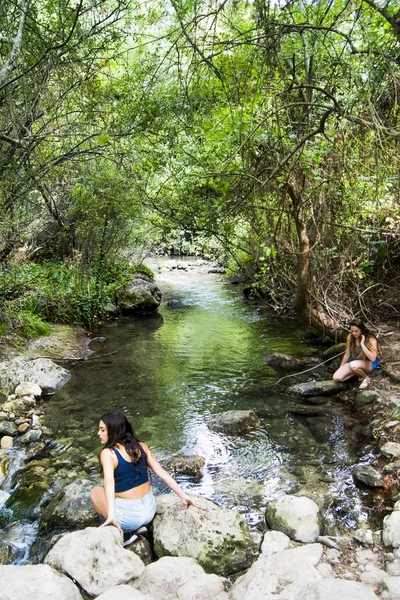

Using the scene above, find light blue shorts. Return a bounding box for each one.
[115,490,156,532]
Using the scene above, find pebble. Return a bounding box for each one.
[1,436,13,448]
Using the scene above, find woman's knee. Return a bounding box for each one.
[90,486,103,503]
[332,372,342,382]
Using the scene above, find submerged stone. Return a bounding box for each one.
[208,410,261,435]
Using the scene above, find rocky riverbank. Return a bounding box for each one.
[0,325,400,599]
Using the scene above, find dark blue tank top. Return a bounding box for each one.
[113,446,149,493]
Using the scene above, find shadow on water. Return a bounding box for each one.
[0,258,383,560]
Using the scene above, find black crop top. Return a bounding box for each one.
[113,446,149,493]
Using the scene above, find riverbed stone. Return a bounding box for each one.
[14,382,42,398]
[289,380,348,397]
[0,421,17,436]
[230,543,323,600]
[289,404,332,416]
[0,357,71,395]
[44,526,145,596]
[264,353,305,371]
[353,464,384,488]
[261,530,291,557]
[95,586,150,600]
[382,443,400,459]
[355,389,380,407]
[382,575,400,599]
[20,429,42,444]
[383,508,400,548]
[265,495,322,543]
[114,272,162,313]
[208,410,261,435]
[152,495,251,576]
[169,453,205,477]
[302,396,330,405]
[39,479,98,531]
[305,416,336,443]
[1,436,13,448]
[360,564,389,587]
[0,564,82,599]
[295,578,379,599]
[177,574,230,600]
[133,556,206,600]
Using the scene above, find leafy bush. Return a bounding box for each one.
[0,259,154,333]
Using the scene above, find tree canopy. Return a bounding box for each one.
[1,0,399,333]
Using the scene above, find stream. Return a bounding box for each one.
[0,258,381,563]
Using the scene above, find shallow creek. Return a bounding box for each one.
[0,259,382,562]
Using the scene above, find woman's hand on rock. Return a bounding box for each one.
[181,494,202,509]
[100,516,122,531]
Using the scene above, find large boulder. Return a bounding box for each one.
[0,564,82,600]
[44,526,145,597]
[152,496,251,576]
[0,358,71,395]
[114,272,162,313]
[266,495,323,543]
[208,410,261,435]
[133,556,228,600]
[39,479,98,531]
[295,578,379,599]
[289,380,347,397]
[230,543,323,600]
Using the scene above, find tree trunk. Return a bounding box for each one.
[287,175,346,342]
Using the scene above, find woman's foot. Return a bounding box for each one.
[359,378,371,390]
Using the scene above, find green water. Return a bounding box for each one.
[42,261,374,532]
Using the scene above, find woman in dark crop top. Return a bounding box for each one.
[90,411,200,533]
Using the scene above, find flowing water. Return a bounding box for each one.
[0,258,381,562]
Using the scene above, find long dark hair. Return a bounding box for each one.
[349,318,375,360]
[100,411,142,462]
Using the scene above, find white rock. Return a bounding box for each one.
[44,526,144,596]
[14,382,42,398]
[176,573,228,600]
[95,585,152,600]
[0,564,82,599]
[230,544,323,600]
[354,529,374,545]
[295,578,379,599]
[383,511,400,548]
[382,576,400,600]
[133,556,205,600]
[261,530,291,557]
[355,548,376,565]
[360,564,389,587]
[381,443,400,459]
[266,495,322,543]
[1,435,13,448]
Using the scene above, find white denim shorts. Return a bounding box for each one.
[115,490,156,532]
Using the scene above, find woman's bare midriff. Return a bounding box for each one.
[115,480,151,499]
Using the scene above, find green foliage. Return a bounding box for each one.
[0,259,154,332]
[14,311,51,339]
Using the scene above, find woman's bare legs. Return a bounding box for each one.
[333,359,372,385]
[90,486,108,518]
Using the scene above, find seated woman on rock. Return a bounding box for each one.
[90,411,200,545]
[333,318,379,390]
